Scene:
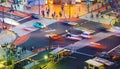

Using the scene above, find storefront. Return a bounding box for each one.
[52,0,78,4]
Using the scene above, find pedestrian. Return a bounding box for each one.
[90,12,94,18]
[101,14,104,18]
[17,52,21,59]
[61,5,64,11]
[56,15,58,19]
[48,8,50,13]
[96,13,99,18]
[108,14,111,18]
[41,10,45,17]
[31,46,35,52]
[59,11,62,17]
[46,10,49,17]
[53,11,56,18]
[22,46,27,53]
[0,28,2,33]
[17,4,20,7]
[52,13,54,18]
[10,5,14,12]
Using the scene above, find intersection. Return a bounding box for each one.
[0,1,120,69]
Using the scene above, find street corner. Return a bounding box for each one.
[13,34,30,46]
[58,17,82,22]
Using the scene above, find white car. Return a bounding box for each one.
[63,34,82,40]
[62,21,78,26]
[80,34,94,39]
[74,27,95,35]
[108,27,120,34]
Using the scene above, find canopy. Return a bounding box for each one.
[85,59,103,67]
[50,48,65,55]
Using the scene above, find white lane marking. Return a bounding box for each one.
[17,16,31,22]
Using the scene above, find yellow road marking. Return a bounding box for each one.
[0,30,16,39]
[6,30,16,36]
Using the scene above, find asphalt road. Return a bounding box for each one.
[18,22,75,50]
[12,18,118,69]
[14,19,103,68]
[97,35,120,52]
[18,19,102,50]
[75,19,101,34]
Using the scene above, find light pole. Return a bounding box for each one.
[0,4,5,29]
[69,3,71,18]
[38,0,40,15]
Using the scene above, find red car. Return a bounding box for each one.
[45,33,64,41]
[89,42,107,50]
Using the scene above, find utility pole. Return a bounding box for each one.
[1,4,4,24]
[38,0,40,15]
[69,3,71,18]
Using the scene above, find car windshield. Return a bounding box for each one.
[37,22,42,25]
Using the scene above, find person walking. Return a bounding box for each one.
[52,13,54,18]
[31,46,35,52]
[41,10,45,17]
[61,5,64,11]
[17,52,21,59]
[22,46,27,53]
[46,10,50,17]
[59,11,62,18]
[90,12,94,18]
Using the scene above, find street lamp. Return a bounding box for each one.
[38,0,40,15]
[0,4,5,29]
[69,4,71,18]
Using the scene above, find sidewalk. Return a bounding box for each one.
[0,30,16,45]
[1,2,104,19]
[80,13,116,25]
[0,4,31,18]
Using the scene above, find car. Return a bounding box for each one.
[33,22,46,29]
[63,33,82,41]
[97,26,108,32]
[45,33,64,41]
[62,21,78,26]
[31,13,41,19]
[80,34,94,39]
[107,27,120,34]
[73,27,95,35]
[89,42,107,50]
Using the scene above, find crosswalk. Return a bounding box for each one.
[11,18,57,36]
[65,32,113,51]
